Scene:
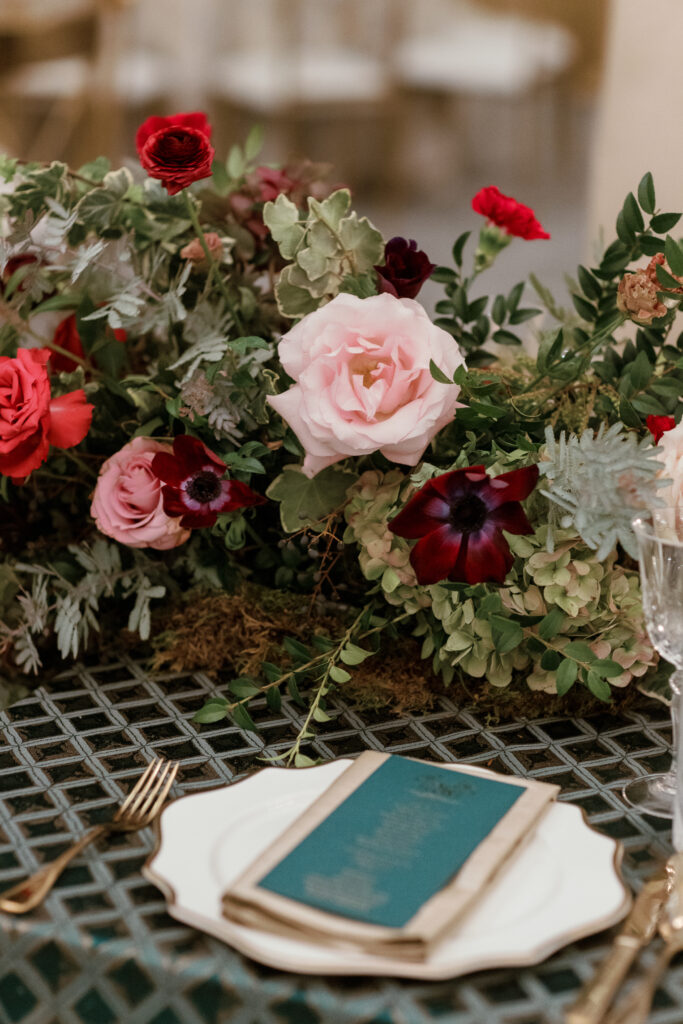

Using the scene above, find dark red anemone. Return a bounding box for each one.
[389,464,539,586]
[151,434,265,529]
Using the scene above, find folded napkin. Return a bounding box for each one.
[222,751,559,961]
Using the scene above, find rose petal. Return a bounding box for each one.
[46,390,93,449]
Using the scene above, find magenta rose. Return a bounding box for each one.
[0,347,93,481]
[90,437,191,549]
[135,111,215,195]
[267,293,465,478]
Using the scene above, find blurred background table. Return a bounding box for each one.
[0,655,681,1024]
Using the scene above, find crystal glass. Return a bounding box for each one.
[623,508,683,818]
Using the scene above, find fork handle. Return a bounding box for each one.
[564,936,642,1024]
[604,942,679,1024]
[0,824,108,914]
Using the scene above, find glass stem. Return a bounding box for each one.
[672,670,683,782]
[671,671,683,848]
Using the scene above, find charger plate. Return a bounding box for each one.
[143,759,630,980]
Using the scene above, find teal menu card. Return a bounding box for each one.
[258,755,523,929]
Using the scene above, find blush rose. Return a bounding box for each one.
[90,437,191,550]
[0,347,93,480]
[654,419,683,510]
[136,111,215,195]
[267,292,465,478]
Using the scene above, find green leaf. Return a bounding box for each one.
[506,281,524,312]
[329,665,351,683]
[266,465,356,533]
[577,265,602,301]
[623,192,644,233]
[665,235,683,276]
[339,643,371,665]
[650,212,681,233]
[262,661,282,683]
[492,329,521,346]
[492,294,507,326]
[619,397,641,427]
[629,350,653,391]
[555,659,578,696]
[538,606,565,641]
[541,649,561,671]
[244,123,264,161]
[451,231,471,266]
[586,671,612,702]
[564,641,596,664]
[226,144,245,180]
[591,658,623,678]
[571,293,596,321]
[193,699,229,724]
[508,307,541,325]
[637,172,656,215]
[266,687,282,713]
[615,209,635,245]
[430,266,456,283]
[489,615,524,654]
[294,753,317,768]
[429,359,453,384]
[283,636,310,661]
[228,676,260,698]
[655,263,683,291]
[231,704,259,733]
[312,707,332,723]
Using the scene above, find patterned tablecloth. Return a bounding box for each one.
[0,655,681,1024]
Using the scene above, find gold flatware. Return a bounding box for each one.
[564,858,672,1024]
[0,757,179,914]
[604,851,683,1024]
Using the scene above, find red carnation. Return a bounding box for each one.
[389,464,539,586]
[375,237,435,300]
[151,434,266,529]
[471,186,549,240]
[136,111,215,196]
[647,414,676,443]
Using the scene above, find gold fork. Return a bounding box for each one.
[0,757,179,914]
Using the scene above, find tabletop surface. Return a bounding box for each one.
[0,655,681,1024]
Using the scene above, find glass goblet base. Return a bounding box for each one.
[622,771,676,818]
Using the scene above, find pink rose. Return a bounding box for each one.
[91,437,191,549]
[267,293,465,478]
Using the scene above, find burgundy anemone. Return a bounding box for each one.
[151,434,265,529]
[389,464,539,586]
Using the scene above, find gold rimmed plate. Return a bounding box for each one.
[143,760,630,980]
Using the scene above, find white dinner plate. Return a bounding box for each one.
[143,759,630,980]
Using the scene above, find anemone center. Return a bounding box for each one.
[187,470,221,504]
[449,495,487,534]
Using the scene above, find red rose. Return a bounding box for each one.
[375,237,435,299]
[471,186,549,240]
[136,111,215,196]
[646,414,676,443]
[0,348,93,481]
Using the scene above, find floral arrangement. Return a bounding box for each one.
[1,111,682,758]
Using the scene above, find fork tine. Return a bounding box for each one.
[141,762,179,824]
[114,758,162,822]
[134,760,175,821]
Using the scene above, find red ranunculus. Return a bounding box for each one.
[389,464,539,586]
[136,111,215,196]
[49,314,128,374]
[0,348,93,481]
[471,186,549,240]
[647,414,676,443]
[375,237,435,299]
[151,434,266,529]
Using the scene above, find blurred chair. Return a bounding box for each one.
[0,0,170,163]
[395,0,577,183]
[207,0,406,193]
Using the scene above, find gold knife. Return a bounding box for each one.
[564,860,672,1024]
